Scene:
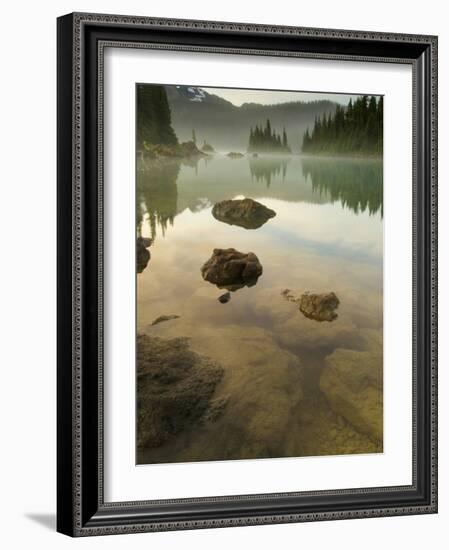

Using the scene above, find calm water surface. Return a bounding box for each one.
[137,154,383,464]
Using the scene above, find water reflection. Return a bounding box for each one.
[249,157,289,187]
[136,153,383,463]
[137,155,383,242]
[137,161,179,239]
[302,157,383,216]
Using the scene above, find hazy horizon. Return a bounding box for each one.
[203,87,363,107]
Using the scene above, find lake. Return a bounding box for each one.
[136,154,383,464]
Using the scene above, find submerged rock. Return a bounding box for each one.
[137,334,224,449]
[299,292,340,322]
[218,292,231,304]
[201,248,263,291]
[137,237,152,273]
[137,323,305,462]
[212,198,276,229]
[281,289,339,322]
[320,348,383,444]
[202,397,229,422]
[151,314,180,325]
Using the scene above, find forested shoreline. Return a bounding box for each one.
[136,84,383,159]
[302,96,383,156]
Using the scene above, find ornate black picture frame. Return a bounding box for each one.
[57,12,438,536]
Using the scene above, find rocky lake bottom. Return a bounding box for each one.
[136,154,383,464]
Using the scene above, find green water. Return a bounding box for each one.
[136,154,383,464]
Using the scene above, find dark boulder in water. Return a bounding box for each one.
[137,334,224,449]
[137,237,152,273]
[201,248,263,291]
[212,198,276,230]
[218,292,231,304]
[140,237,153,248]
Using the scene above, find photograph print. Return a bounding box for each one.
[135,83,384,465]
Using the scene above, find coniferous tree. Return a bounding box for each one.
[137,84,178,148]
[248,119,291,153]
[282,127,288,148]
[302,96,383,155]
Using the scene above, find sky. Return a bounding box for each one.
[204,87,362,107]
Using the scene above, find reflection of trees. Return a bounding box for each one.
[248,158,289,188]
[137,161,180,239]
[302,159,383,216]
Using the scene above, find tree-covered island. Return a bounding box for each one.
[248,119,291,154]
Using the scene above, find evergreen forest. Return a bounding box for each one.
[302,96,383,155]
[248,120,291,153]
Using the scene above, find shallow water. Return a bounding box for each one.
[136,154,383,464]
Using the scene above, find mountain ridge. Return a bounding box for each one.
[165,85,340,152]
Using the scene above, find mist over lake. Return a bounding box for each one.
[136,85,383,464]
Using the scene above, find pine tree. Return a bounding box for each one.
[137,84,178,147]
[302,96,383,155]
[282,127,288,148]
[247,120,291,153]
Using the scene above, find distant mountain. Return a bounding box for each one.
[165,85,340,152]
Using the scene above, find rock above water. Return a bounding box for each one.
[218,292,231,304]
[151,314,180,325]
[320,348,383,444]
[137,237,152,273]
[143,140,205,159]
[201,248,263,291]
[299,292,340,321]
[140,237,153,248]
[137,334,224,449]
[227,151,244,158]
[281,289,340,322]
[212,198,276,229]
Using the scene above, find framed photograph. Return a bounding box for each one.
[57,12,438,536]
